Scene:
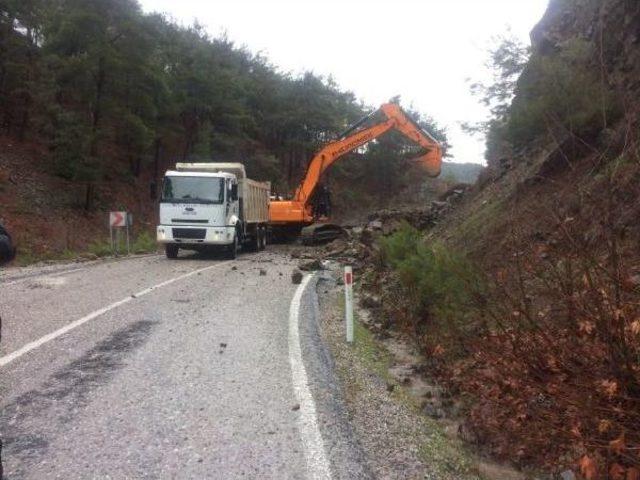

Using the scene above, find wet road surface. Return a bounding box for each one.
[0,251,369,479]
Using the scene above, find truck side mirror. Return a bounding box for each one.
[150,181,157,200]
[231,184,238,201]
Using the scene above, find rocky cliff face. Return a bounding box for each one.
[531,0,640,102]
[481,0,640,186]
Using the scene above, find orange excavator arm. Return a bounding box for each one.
[270,103,443,226]
[292,103,442,205]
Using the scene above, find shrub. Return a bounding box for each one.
[87,239,112,257]
[380,223,485,353]
[131,231,156,254]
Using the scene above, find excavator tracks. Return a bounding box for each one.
[300,223,347,245]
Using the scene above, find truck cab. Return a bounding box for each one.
[157,163,269,259]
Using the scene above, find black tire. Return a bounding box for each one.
[249,228,260,252]
[259,226,267,250]
[165,244,179,259]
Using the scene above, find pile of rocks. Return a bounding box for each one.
[291,187,471,273]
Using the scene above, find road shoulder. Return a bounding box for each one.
[313,268,483,480]
[297,274,372,479]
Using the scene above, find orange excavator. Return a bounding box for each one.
[269,103,443,243]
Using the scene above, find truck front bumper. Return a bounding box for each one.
[157,225,235,246]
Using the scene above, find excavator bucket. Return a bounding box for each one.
[413,150,442,178]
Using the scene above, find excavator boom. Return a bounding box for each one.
[269,103,443,237]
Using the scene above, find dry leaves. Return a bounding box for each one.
[610,463,626,480]
[579,455,598,480]
[600,379,619,398]
[610,435,626,455]
[627,467,640,480]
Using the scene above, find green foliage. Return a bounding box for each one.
[88,238,112,257]
[51,111,93,180]
[507,39,620,146]
[462,33,530,138]
[469,34,622,165]
[380,223,484,347]
[86,231,155,257]
[380,222,423,269]
[0,0,450,209]
[131,231,156,254]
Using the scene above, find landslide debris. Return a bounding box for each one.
[288,192,467,271]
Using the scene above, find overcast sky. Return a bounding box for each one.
[138,0,549,164]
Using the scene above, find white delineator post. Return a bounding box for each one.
[344,266,354,344]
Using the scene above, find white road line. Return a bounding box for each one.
[0,253,161,286]
[0,261,230,368]
[1,267,88,287]
[288,275,332,480]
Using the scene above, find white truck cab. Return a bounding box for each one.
[157,163,270,259]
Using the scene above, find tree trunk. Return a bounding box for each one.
[153,138,161,178]
[84,183,94,211]
[90,57,106,157]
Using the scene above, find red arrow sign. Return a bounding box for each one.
[110,211,126,227]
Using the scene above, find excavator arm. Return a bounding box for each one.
[293,103,442,204]
[270,103,443,227]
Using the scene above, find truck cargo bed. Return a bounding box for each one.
[239,178,270,224]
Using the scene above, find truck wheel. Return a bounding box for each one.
[259,226,267,250]
[165,244,179,259]
[226,233,238,260]
[250,229,260,252]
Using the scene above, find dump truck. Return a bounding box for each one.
[157,163,270,259]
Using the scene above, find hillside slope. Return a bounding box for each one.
[0,137,158,263]
[353,0,640,475]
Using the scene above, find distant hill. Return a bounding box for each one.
[440,162,485,184]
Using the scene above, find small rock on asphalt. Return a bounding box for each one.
[291,270,303,284]
[298,259,322,271]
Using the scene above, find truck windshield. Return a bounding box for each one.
[161,176,225,204]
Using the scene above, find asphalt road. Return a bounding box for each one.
[0,251,369,479]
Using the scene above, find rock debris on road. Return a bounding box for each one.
[0,250,369,479]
